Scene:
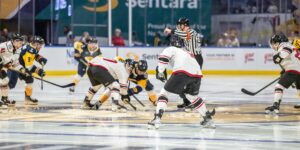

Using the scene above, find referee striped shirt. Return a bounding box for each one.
[173,29,202,55]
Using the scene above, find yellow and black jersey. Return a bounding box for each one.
[19,44,44,69]
[73,41,102,63]
[128,69,148,89]
[292,39,300,51]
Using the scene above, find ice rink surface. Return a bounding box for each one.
[0,75,300,150]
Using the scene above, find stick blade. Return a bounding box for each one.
[241,88,256,96]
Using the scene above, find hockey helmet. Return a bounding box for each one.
[11,33,24,41]
[177,17,189,26]
[136,60,148,72]
[270,34,288,44]
[32,36,45,44]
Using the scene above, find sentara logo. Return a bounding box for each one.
[126,0,198,9]
[83,0,119,12]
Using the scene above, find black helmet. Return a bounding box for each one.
[125,58,134,67]
[170,35,183,48]
[270,34,288,44]
[11,33,24,41]
[86,37,98,43]
[32,36,45,44]
[136,60,148,72]
[177,17,189,26]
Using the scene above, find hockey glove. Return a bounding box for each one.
[39,57,47,66]
[121,94,131,104]
[273,53,283,64]
[19,68,31,77]
[156,66,167,82]
[37,69,46,77]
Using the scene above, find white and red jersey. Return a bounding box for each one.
[158,46,202,78]
[0,41,22,70]
[276,42,300,73]
[89,56,129,94]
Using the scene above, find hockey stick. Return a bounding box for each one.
[41,64,44,90]
[241,77,280,96]
[126,101,137,111]
[132,94,145,107]
[9,69,75,88]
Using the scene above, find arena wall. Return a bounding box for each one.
[39,47,280,76]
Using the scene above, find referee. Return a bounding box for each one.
[164,17,204,109]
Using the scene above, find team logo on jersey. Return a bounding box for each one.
[83,0,119,12]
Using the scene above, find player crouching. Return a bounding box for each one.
[18,36,47,105]
[0,34,26,107]
[126,59,157,106]
[148,46,215,129]
[80,56,129,112]
[70,38,102,93]
[266,34,300,114]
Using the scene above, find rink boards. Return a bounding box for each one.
[39,47,281,76]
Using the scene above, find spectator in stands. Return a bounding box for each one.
[0,28,11,42]
[267,1,278,13]
[64,26,74,46]
[228,33,240,47]
[217,33,231,47]
[276,9,300,35]
[154,32,162,46]
[112,28,125,46]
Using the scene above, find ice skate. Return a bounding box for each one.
[148,109,164,129]
[80,97,93,110]
[265,100,281,115]
[200,109,216,129]
[1,96,16,107]
[91,101,102,110]
[25,96,38,105]
[294,103,300,109]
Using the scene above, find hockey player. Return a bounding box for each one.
[69,37,102,93]
[148,45,215,129]
[290,38,300,109]
[18,36,47,105]
[126,59,157,105]
[265,34,300,114]
[164,17,203,109]
[0,33,25,106]
[80,56,130,111]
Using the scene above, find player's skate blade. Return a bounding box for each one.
[265,101,280,115]
[81,99,94,110]
[294,104,300,109]
[200,109,216,129]
[25,96,38,105]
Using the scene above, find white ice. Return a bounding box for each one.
[0,75,299,150]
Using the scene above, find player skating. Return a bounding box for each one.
[265,34,300,114]
[125,59,157,106]
[164,17,203,110]
[291,38,300,109]
[0,34,26,107]
[69,37,102,93]
[18,36,47,105]
[80,56,129,112]
[147,45,215,129]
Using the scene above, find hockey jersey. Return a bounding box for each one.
[276,42,300,72]
[158,46,202,78]
[89,56,129,95]
[73,41,102,64]
[19,44,45,71]
[0,41,22,70]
